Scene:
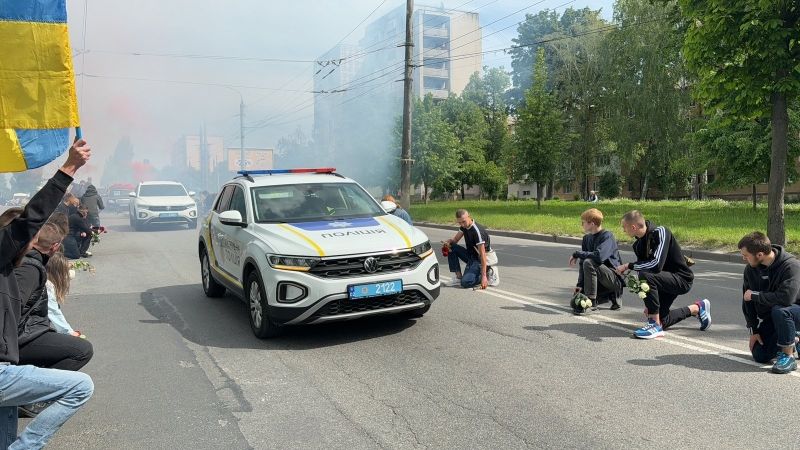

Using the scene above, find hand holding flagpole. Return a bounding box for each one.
[60,139,91,178]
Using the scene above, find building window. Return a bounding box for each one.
[628,179,635,192]
[522,190,530,196]
[592,182,598,192]
[564,185,573,194]
[707,173,716,183]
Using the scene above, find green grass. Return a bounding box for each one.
[408,199,800,254]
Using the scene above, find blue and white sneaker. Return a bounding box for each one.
[634,319,664,339]
[696,299,711,331]
[772,351,797,374]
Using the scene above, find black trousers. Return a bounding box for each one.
[639,271,693,329]
[63,234,91,259]
[18,330,93,371]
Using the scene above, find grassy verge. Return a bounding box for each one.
[408,199,800,254]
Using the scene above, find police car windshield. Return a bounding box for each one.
[139,185,188,197]
[251,182,383,223]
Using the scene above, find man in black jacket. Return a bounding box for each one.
[0,139,94,449]
[739,231,800,374]
[569,208,624,311]
[615,210,711,339]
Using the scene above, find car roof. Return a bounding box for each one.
[138,181,185,186]
[232,173,356,188]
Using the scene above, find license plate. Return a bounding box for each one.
[159,213,179,218]
[348,280,402,299]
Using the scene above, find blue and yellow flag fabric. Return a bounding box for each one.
[0,0,79,172]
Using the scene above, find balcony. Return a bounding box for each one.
[423,48,449,59]
[423,27,448,38]
[423,88,449,99]
[423,67,449,78]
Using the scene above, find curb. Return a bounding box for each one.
[413,221,745,264]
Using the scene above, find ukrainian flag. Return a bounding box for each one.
[0,0,79,172]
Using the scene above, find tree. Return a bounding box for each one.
[9,168,43,196]
[398,96,459,203]
[100,136,136,187]
[598,170,623,199]
[601,0,693,200]
[462,66,512,164]
[545,8,610,200]
[275,127,315,169]
[692,107,800,210]
[510,48,572,209]
[439,94,489,198]
[677,0,800,244]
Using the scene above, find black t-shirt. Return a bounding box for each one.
[460,221,491,260]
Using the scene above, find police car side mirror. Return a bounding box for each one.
[219,210,246,227]
[128,192,137,198]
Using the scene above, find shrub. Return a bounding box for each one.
[573,192,581,201]
[598,171,623,199]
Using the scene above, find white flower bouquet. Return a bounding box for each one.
[626,275,650,299]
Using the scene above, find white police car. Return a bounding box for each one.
[197,168,440,338]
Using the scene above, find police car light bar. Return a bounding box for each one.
[237,168,337,176]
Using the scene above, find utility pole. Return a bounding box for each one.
[240,99,246,172]
[400,0,414,211]
[199,126,206,191]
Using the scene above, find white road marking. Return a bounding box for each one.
[443,278,797,378]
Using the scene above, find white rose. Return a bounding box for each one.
[639,282,650,292]
[69,269,76,279]
[638,291,647,299]
[582,300,591,308]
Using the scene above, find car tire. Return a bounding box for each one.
[189,219,198,229]
[200,249,226,298]
[129,211,134,227]
[404,304,430,318]
[246,271,283,339]
[134,218,144,231]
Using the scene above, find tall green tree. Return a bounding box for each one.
[545,8,609,200]
[396,95,459,203]
[461,66,511,164]
[601,0,693,199]
[440,94,489,199]
[677,0,800,244]
[509,48,572,209]
[692,107,800,210]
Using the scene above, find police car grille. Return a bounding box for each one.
[320,290,426,317]
[148,205,188,212]
[309,251,420,278]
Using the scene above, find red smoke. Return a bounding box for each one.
[125,161,157,183]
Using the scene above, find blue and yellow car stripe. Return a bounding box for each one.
[278,224,326,256]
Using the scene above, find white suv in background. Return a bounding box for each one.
[197,168,440,338]
[129,181,198,231]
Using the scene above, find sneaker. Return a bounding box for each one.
[634,319,664,339]
[772,351,797,374]
[18,402,51,418]
[487,266,500,287]
[442,277,462,287]
[696,299,712,331]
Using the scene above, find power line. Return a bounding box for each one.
[85,49,321,64]
[79,73,315,92]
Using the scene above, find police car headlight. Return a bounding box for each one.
[411,241,433,258]
[267,255,319,271]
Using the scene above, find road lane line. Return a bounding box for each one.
[443,279,797,377]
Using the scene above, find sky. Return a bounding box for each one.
[61,0,614,180]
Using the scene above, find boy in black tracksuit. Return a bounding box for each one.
[569,208,624,311]
[738,231,800,373]
[616,211,711,339]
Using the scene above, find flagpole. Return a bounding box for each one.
[75,127,82,140]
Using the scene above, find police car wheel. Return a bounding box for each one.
[246,271,283,339]
[201,249,226,298]
[404,304,430,319]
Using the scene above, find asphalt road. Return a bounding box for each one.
[42,212,796,450]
